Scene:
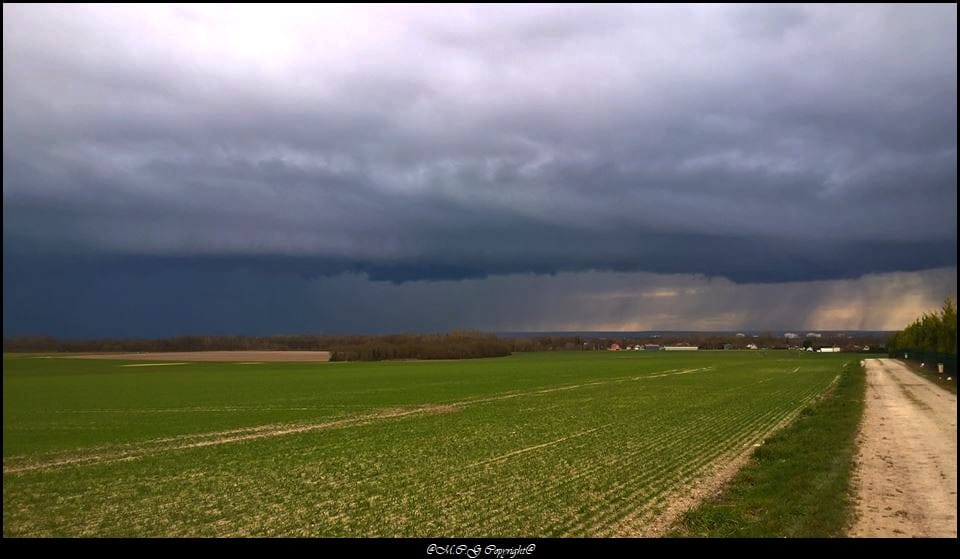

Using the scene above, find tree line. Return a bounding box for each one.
[1,331,513,361]
[887,297,957,355]
[4,330,892,361]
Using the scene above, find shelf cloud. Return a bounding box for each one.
[3,4,956,335]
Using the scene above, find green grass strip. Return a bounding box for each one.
[670,360,865,538]
[896,359,957,394]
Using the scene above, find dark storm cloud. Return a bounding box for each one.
[2,5,956,291]
[4,250,955,338]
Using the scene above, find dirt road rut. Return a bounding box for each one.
[851,358,956,537]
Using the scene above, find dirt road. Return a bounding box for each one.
[851,358,957,538]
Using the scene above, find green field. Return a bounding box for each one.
[3,351,854,537]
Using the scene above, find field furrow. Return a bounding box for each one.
[3,351,853,537]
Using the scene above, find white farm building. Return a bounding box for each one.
[664,346,698,351]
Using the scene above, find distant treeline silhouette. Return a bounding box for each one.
[2,331,514,361]
[4,330,891,361]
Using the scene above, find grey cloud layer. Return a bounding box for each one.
[3,4,957,284]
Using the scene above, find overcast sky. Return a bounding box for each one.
[3,4,956,337]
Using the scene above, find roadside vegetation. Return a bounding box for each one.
[670,360,865,537]
[896,359,957,394]
[887,297,957,376]
[887,297,957,355]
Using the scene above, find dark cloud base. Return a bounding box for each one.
[6,233,954,286]
[4,250,956,339]
[352,237,957,285]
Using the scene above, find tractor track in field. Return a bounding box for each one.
[4,357,849,538]
[606,374,839,537]
[3,405,462,474]
[4,367,712,475]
